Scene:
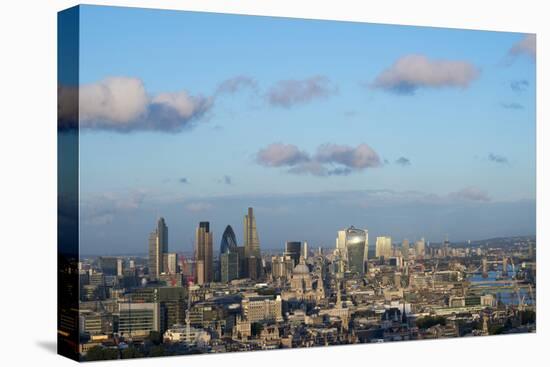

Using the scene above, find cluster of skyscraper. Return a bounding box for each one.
[147,208,432,285]
[148,207,263,285]
[332,228,429,276]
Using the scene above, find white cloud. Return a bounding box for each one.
[372,54,479,94]
[61,76,213,132]
[316,143,381,169]
[80,77,149,124]
[256,143,311,167]
[256,142,382,176]
[152,91,207,119]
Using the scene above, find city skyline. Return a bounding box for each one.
[80,197,535,256]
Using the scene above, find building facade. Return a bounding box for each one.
[376,236,393,259]
[284,241,302,266]
[148,217,168,280]
[243,207,260,258]
[195,222,213,284]
[336,226,369,275]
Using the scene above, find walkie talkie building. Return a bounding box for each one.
[336,226,369,275]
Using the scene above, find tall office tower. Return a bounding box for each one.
[302,241,309,260]
[235,246,245,278]
[401,239,410,260]
[375,236,392,259]
[335,226,368,275]
[195,221,213,284]
[243,207,260,258]
[116,258,124,277]
[336,230,347,253]
[220,225,239,283]
[220,251,239,283]
[163,253,178,274]
[148,217,168,280]
[284,241,302,266]
[415,237,426,257]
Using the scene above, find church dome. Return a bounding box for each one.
[293,257,309,275]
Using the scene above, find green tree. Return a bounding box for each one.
[415,316,447,329]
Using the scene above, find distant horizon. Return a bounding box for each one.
[80,231,536,257]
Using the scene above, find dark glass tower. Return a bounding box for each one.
[220,225,238,255]
[284,241,302,266]
[220,225,239,283]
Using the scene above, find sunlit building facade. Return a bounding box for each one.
[148,217,168,280]
[195,222,213,284]
[376,236,392,259]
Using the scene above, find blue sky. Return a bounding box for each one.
[71,5,536,255]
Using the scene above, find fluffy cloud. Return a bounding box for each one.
[488,153,508,164]
[449,187,490,202]
[59,74,339,131]
[395,157,411,166]
[59,76,213,132]
[267,76,337,107]
[256,143,311,167]
[80,77,149,124]
[372,54,479,94]
[509,34,536,60]
[256,142,381,176]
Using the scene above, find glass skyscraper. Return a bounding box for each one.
[336,226,368,275]
[220,225,239,283]
[284,241,302,266]
[220,225,238,255]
